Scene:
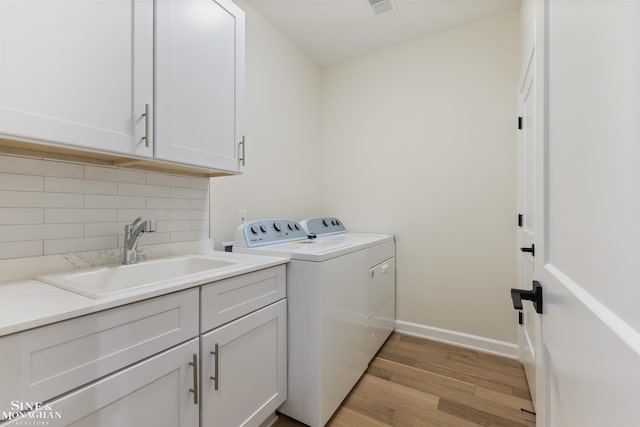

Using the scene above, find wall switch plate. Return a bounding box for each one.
[238,210,247,225]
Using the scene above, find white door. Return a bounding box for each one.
[2,339,199,427]
[516,40,541,411]
[201,300,287,427]
[0,0,153,157]
[520,1,640,426]
[155,0,245,172]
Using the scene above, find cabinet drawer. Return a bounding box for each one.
[0,289,198,412]
[201,265,286,333]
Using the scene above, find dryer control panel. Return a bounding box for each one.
[234,219,307,248]
[300,217,346,237]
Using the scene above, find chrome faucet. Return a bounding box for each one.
[123,216,157,264]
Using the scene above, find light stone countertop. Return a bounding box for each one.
[0,242,289,337]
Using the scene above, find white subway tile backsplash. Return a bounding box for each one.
[0,156,84,178]
[45,209,117,224]
[0,241,43,260]
[146,173,191,188]
[171,229,209,243]
[45,177,117,195]
[157,220,192,232]
[170,187,208,200]
[84,222,128,237]
[0,224,83,243]
[191,220,208,231]
[118,209,171,221]
[0,173,44,191]
[44,236,118,255]
[170,209,208,220]
[190,199,209,209]
[0,208,43,225]
[85,195,146,209]
[0,191,84,208]
[0,155,210,260]
[191,178,210,190]
[85,165,146,184]
[146,197,191,210]
[118,183,170,198]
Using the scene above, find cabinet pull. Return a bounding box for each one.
[189,352,198,405]
[142,104,150,148]
[210,343,219,391]
[238,136,245,167]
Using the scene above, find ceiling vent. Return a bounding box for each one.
[368,0,395,15]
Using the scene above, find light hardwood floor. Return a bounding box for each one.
[274,332,535,427]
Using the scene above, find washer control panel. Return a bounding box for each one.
[300,217,346,236]
[234,219,307,248]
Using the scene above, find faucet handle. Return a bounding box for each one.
[131,216,143,227]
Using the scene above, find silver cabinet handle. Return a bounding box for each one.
[210,343,219,391]
[189,352,198,405]
[238,136,245,167]
[142,104,150,148]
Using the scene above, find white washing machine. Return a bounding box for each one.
[233,219,395,427]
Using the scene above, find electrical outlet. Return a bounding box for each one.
[238,210,247,225]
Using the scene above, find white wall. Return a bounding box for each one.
[209,0,322,246]
[320,13,520,343]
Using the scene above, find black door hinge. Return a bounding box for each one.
[518,116,523,130]
[518,311,523,325]
[518,214,523,227]
[520,244,535,257]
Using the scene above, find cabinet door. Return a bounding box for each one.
[1,339,199,427]
[155,0,245,172]
[0,0,153,157]
[201,300,286,427]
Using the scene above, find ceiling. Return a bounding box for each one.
[243,0,521,66]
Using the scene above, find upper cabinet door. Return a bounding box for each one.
[155,0,245,172]
[0,0,154,157]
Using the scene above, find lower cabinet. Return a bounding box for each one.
[201,300,287,427]
[0,266,287,427]
[3,338,199,427]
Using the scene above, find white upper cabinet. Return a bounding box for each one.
[155,0,245,172]
[0,0,154,158]
[0,0,245,174]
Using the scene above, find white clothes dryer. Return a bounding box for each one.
[300,216,397,365]
[233,219,395,427]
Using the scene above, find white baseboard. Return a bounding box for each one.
[394,320,519,360]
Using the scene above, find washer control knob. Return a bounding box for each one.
[250,225,259,234]
[274,222,282,232]
[322,219,330,227]
[260,225,268,233]
[335,219,341,226]
[287,223,294,231]
[294,223,300,230]
[331,220,337,226]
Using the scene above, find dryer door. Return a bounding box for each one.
[368,257,396,358]
[369,257,395,318]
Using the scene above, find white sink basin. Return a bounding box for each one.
[37,256,240,299]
